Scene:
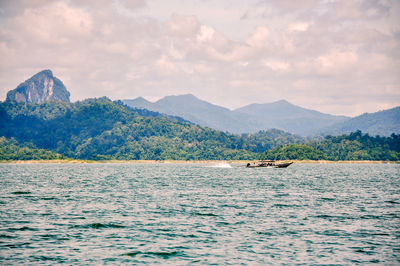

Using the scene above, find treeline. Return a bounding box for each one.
[0,137,64,160]
[262,131,400,161]
[0,99,399,161]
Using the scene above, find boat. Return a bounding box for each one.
[246,160,293,168]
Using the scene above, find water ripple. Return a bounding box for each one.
[0,163,399,264]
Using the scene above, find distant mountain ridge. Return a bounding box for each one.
[123,95,350,136]
[123,94,251,133]
[6,70,70,103]
[234,99,349,136]
[321,106,400,136]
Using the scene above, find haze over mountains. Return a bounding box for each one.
[123,95,399,136]
[235,100,348,136]
[122,95,386,136]
[321,107,400,137]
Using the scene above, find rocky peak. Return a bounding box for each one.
[6,70,70,103]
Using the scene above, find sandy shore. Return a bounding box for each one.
[1,159,398,164]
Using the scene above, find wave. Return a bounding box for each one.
[72,223,126,229]
[11,191,32,195]
[193,212,218,217]
[122,251,181,259]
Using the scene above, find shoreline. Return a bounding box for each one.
[1,159,399,164]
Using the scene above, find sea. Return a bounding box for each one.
[0,163,399,265]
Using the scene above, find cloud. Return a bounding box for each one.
[12,2,93,44]
[316,50,358,75]
[0,0,399,116]
[167,14,200,37]
[197,25,215,43]
[288,22,309,32]
[119,0,147,10]
[246,26,270,47]
[262,60,291,72]
[154,55,179,76]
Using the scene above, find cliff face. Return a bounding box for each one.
[6,70,70,103]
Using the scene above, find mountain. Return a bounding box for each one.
[124,94,256,133]
[2,72,397,161]
[321,106,400,136]
[234,100,349,136]
[2,74,305,160]
[0,98,260,160]
[0,96,306,160]
[123,95,349,136]
[123,97,153,109]
[1,98,398,161]
[6,70,70,103]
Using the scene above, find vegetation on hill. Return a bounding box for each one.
[262,144,327,160]
[262,131,400,161]
[312,131,400,161]
[240,129,303,153]
[0,98,258,160]
[0,137,64,160]
[1,99,399,161]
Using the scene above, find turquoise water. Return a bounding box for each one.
[0,163,399,264]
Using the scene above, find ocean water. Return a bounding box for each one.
[0,163,399,264]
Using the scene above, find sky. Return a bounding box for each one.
[0,0,399,116]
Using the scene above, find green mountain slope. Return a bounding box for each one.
[262,131,400,161]
[0,137,65,160]
[0,98,261,160]
[1,99,398,161]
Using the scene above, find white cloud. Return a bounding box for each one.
[12,1,93,45]
[95,42,130,55]
[262,60,291,72]
[0,0,399,116]
[288,22,309,32]
[155,55,179,75]
[246,26,270,47]
[119,0,146,10]
[316,50,358,74]
[0,42,16,67]
[167,14,200,37]
[197,25,215,43]
[194,63,216,75]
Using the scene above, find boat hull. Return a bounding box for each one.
[274,162,293,168]
[246,162,293,168]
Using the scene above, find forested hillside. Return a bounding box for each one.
[263,131,400,161]
[0,98,274,160]
[0,137,64,160]
[1,99,398,161]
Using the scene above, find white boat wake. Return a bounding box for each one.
[210,162,232,168]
